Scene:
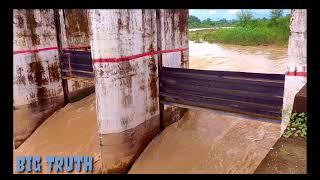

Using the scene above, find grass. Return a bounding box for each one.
[189,26,289,46]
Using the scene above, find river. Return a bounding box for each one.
[129,42,288,174]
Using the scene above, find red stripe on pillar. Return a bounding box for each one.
[286,72,296,76]
[13,46,91,55]
[286,71,307,77]
[13,47,58,54]
[295,72,307,77]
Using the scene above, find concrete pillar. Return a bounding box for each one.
[90,10,160,173]
[57,9,94,102]
[13,9,64,148]
[158,9,189,128]
[281,9,307,133]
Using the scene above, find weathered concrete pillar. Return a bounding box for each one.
[13,9,64,148]
[281,9,307,133]
[158,9,189,128]
[57,9,94,102]
[89,10,160,173]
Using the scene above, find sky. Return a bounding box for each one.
[189,9,291,21]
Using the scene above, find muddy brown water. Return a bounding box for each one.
[14,41,288,174]
[13,94,101,174]
[129,42,288,174]
[188,41,287,73]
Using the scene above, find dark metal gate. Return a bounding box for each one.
[60,50,94,80]
[159,67,285,120]
[59,50,285,120]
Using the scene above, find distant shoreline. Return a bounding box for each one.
[189,27,235,31]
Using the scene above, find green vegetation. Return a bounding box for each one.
[283,112,307,138]
[189,10,291,46]
[189,15,237,28]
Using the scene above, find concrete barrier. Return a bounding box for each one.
[281,9,307,133]
[158,9,189,128]
[89,9,189,173]
[13,9,65,148]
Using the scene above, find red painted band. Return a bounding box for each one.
[286,71,307,77]
[295,72,307,77]
[13,46,91,55]
[93,48,188,64]
[13,47,58,54]
[286,72,296,76]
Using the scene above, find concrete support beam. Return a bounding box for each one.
[90,9,160,173]
[90,9,189,173]
[158,9,189,128]
[13,9,64,148]
[281,9,307,133]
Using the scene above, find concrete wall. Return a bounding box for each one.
[281,9,307,133]
[158,9,189,128]
[13,9,64,148]
[90,9,189,173]
[58,9,95,102]
[13,9,96,148]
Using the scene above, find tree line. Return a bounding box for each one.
[189,9,291,29]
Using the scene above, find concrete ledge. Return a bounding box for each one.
[99,114,160,174]
[68,86,95,103]
[162,106,188,128]
[292,84,306,114]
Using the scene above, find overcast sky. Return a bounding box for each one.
[189,9,291,21]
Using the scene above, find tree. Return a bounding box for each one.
[270,9,284,20]
[188,15,201,24]
[270,9,284,26]
[236,10,253,27]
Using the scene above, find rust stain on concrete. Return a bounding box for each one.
[16,67,26,85]
[148,44,158,99]
[48,61,61,82]
[178,10,188,35]
[64,9,90,38]
[27,59,48,86]
[16,14,24,28]
[25,10,40,45]
[148,44,158,114]
[27,57,51,109]
[117,10,131,33]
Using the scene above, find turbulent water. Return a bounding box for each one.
[189,41,287,74]
[129,42,288,174]
[14,41,288,174]
[13,94,101,174]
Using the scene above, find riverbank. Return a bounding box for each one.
[189,27,234,31]
[189,27,289,46]
[254,136,306,174]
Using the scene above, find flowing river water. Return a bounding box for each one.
[129,41,288,174]
[14,41,288,174]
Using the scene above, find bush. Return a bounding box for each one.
[283,112,307,138]
[189,20,290,46]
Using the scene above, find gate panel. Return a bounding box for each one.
[60,50,94,79]
[159,67,285,120]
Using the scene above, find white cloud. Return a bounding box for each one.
[227,9,240,14]
[208,10,217,14]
